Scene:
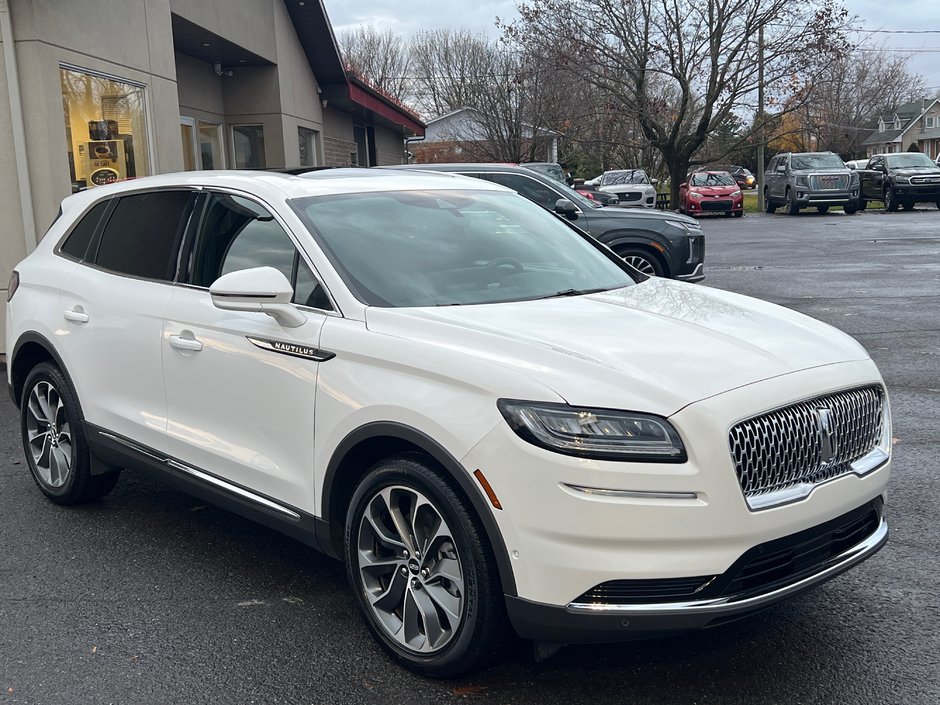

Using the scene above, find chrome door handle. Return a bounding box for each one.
[169,333,203,352]
[63,307,89,324]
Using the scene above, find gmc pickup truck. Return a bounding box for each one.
[856,152,940,212]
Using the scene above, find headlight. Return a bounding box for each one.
[497,400,687,462]
[665,219,699,232]
[795,176,808,187]
[894,175,909,184]
[689,191,704,199]
[730,190,741,197]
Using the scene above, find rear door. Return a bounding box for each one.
[55,189,196,451]
[161,191,331,512]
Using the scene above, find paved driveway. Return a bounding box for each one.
[1,210,938,704]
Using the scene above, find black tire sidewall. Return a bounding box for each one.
[617,248,664,277]
[344,457,493,676]
[20,363,90,502]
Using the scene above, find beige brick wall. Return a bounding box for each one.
[324,136,356,166]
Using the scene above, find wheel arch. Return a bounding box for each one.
[604,236,670,276]
[9,332,73,409]
[321,421,518,596]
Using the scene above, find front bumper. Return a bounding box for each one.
[675,262,705,282]
[506,511,887,642]
[892,184,940,201]
[461,360,891,636]
[794,190,857,207]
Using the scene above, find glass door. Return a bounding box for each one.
[180,117,197,170]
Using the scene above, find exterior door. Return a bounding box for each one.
[162,191,331,512]
[55,190,195,452]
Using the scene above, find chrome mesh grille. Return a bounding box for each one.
[729,386,884,499]
[809,173,850,190]
[910,175,940,184]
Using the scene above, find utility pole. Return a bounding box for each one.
[757,25,765,212]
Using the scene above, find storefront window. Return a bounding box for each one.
[60,66,150,190]
[233,125,265,168]
[198,122,224,169]
[298,127,320,167]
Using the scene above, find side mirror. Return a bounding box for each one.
[777,165,786,173]
[651,178,659,185]
[554,198,578,219]
[210,266,306,328]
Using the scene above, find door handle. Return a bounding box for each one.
[169,333,204,352]
[63,307,89,324]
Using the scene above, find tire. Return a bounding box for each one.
[763,189,777,213]
[844,201,858,215]
[786,188,800,215]
[902,200,914,211]
[884,187,899,212]
[817,205,829,214]
[20,362,120,505]
[345,454,506,678]
[859,200,868,212]
[733,210,743,218]
[935,200,940,210]
[616,248,664,277]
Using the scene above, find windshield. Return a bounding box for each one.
[292,190,635,307]
[603,170,650,185]
[790,154,845,170]
[690,172,736,187]
[885,153,936,168]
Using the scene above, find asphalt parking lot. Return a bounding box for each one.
[1,208,938,705]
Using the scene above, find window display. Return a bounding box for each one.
[60,66,150,190]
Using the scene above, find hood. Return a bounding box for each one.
[891,166,940,177]
[690,185,738,196]
[595,205,698,227]
[364,278,870,416]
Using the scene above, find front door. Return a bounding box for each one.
[162,191,332,513]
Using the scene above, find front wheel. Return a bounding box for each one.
[617,248,664,277]
[786,188,800,215]
[345,455,505,677]
[733,210,743,218]
[20,362,120,504]
[844,201,858,215]
[763,190,777,213]
[817,205,829,214]
[902,200,914,211]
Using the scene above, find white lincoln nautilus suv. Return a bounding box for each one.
[6,170,891,677]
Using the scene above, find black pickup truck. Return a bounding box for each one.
[856,152,940,211]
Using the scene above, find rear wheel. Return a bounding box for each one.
[817,205,829,214]
[20,363,120,505]
[884,187,899,212]
[345,455,506,678]
[616,248,664,277]
[902,200,914,211]
[859,200,868,211]
[844,201,858,215]
[786,188,800,215]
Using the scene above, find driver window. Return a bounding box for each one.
[189,193,332,310]
[488,173,560,210]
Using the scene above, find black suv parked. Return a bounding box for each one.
[856,152,940,211]
[385,164,705,282]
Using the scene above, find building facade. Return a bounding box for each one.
[862,99,940,158]
[0,0,424,350]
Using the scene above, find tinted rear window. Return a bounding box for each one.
[60,201,109,260]
[94,191,192,280]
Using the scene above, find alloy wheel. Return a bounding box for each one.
[25,380,72,488]
[357,485,465,654]
[622,254,657,276]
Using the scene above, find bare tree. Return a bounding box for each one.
[338,25,413,98]
[506,0,853,204]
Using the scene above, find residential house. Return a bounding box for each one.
[862,99,940,158]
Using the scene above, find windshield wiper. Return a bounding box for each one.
[535,287,611,300]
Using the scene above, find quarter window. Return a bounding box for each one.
[189,193,330,309]
[60,200,110,260]
[94,191,192,280]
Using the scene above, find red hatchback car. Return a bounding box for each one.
[679,171,743,217]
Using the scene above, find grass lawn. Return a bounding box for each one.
[743,189,760,214]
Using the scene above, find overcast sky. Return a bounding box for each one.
[324,0,940,90]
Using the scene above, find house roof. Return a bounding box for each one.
[864,98,940,146]
[426,107,560,136]
[862,129,905,146]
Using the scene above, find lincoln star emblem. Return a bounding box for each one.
[816,407,839,466]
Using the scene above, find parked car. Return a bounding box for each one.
[386,163,703,280]
[520,161,573,186]
[710,164,756,190]
[8,169,891,677]
[855,152,940,212]
[597,169,658,207]
[763,152,859,215]
[574,182,619,206]
[679,171,744,218]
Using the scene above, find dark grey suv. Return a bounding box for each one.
[763,152,859,215]
[385,164,704,282]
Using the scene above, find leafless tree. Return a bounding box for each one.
[338,25,413,99]
[506,0,854,204]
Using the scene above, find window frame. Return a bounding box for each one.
[177,187,339,315]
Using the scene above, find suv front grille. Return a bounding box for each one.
[729,386,884,503]
[809,173,850,190]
